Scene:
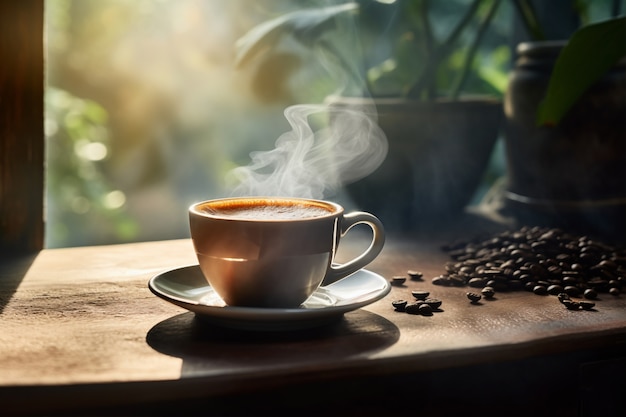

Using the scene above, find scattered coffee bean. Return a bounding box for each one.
[466,292,482,303]
[407,270,424,280]
[609,287,620,296]
[564,300,581,310]
[411,290,430,300]
[564,286,581,297]
[557,292,570,304]
[391,276,406,286]
[432,275,450,286]
[423,298,442,309]
[533,285,548,295]
[579,301,596,311]
[418,303,433,316]
[392,300,408,312]
[468,277,487,288]
[481,286,495,299]
[547,284,563,295]
[562,276,579,286]
[404,303,422,315]
[583,288,598,299]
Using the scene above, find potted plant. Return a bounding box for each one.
[502,6,626,242]
[235,0,505,231]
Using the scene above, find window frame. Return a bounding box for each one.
[0,0,44,254]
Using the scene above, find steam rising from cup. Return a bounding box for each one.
[228,103,387,199]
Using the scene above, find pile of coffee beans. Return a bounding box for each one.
[435,226,626,309]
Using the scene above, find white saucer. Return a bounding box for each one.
[149,265,391,331]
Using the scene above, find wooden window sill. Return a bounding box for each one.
[1,215,626,415]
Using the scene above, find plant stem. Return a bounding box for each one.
[512,0,546,41]
[417,0,436,99]
[451,0,501,100]
[406,0,484,99]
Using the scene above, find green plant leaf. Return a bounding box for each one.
[234,3,358,69]
[537,16,626,127]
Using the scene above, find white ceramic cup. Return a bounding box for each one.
[189,197,385,308]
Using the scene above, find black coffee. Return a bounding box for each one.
[210,203,332,220]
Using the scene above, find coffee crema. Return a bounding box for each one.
[207,203,332,220]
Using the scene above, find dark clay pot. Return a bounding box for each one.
[503,41,626,241]
[329,96,502,232]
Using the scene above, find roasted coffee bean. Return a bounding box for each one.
[392,300,408,312]
[529,264,546,277]
[598,260,617,269]
[482,269,503,276]
[583,288,598,299]
[556,253,572,262]
[564,300,580,310]
[466,292,482,303]
[579,301,596,310]
[557,293,570,304]
[459,266,474,275]
[481,286,495,298]
[547,284,564,295]
[468,277,487,288]
[391,276,406,286]
[411,290,430,300]
[547,265,563,276]
[432,275,451,286]
[444,262,457,272]
[562,276,580,286]
[418,303,433,316]
[588,277,609,288]
[407,270,423,280]
[580,252,600,265]
[487,280,509,291]
[533,285,548,295]
[405,303,423,315]
[424,298,442,309]
[564,286,581,297]
[501,260,516,269]
[448,275,467,286]
[609,287,621,296]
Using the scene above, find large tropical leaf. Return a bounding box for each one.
[235,3,358,69]
[537,16,626,126]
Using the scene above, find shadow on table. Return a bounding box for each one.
[146,309,399,376]
[0,253,38,315]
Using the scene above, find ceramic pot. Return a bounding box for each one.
[503,41,626,240]
[328,96,502,232]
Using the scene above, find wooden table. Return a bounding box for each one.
[1,213,625,416]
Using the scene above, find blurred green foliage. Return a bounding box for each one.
[44,0,624,248]
[45,88,138,247]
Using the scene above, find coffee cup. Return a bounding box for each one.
[189,197,385,308]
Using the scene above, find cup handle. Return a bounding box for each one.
[322,211,385,286]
